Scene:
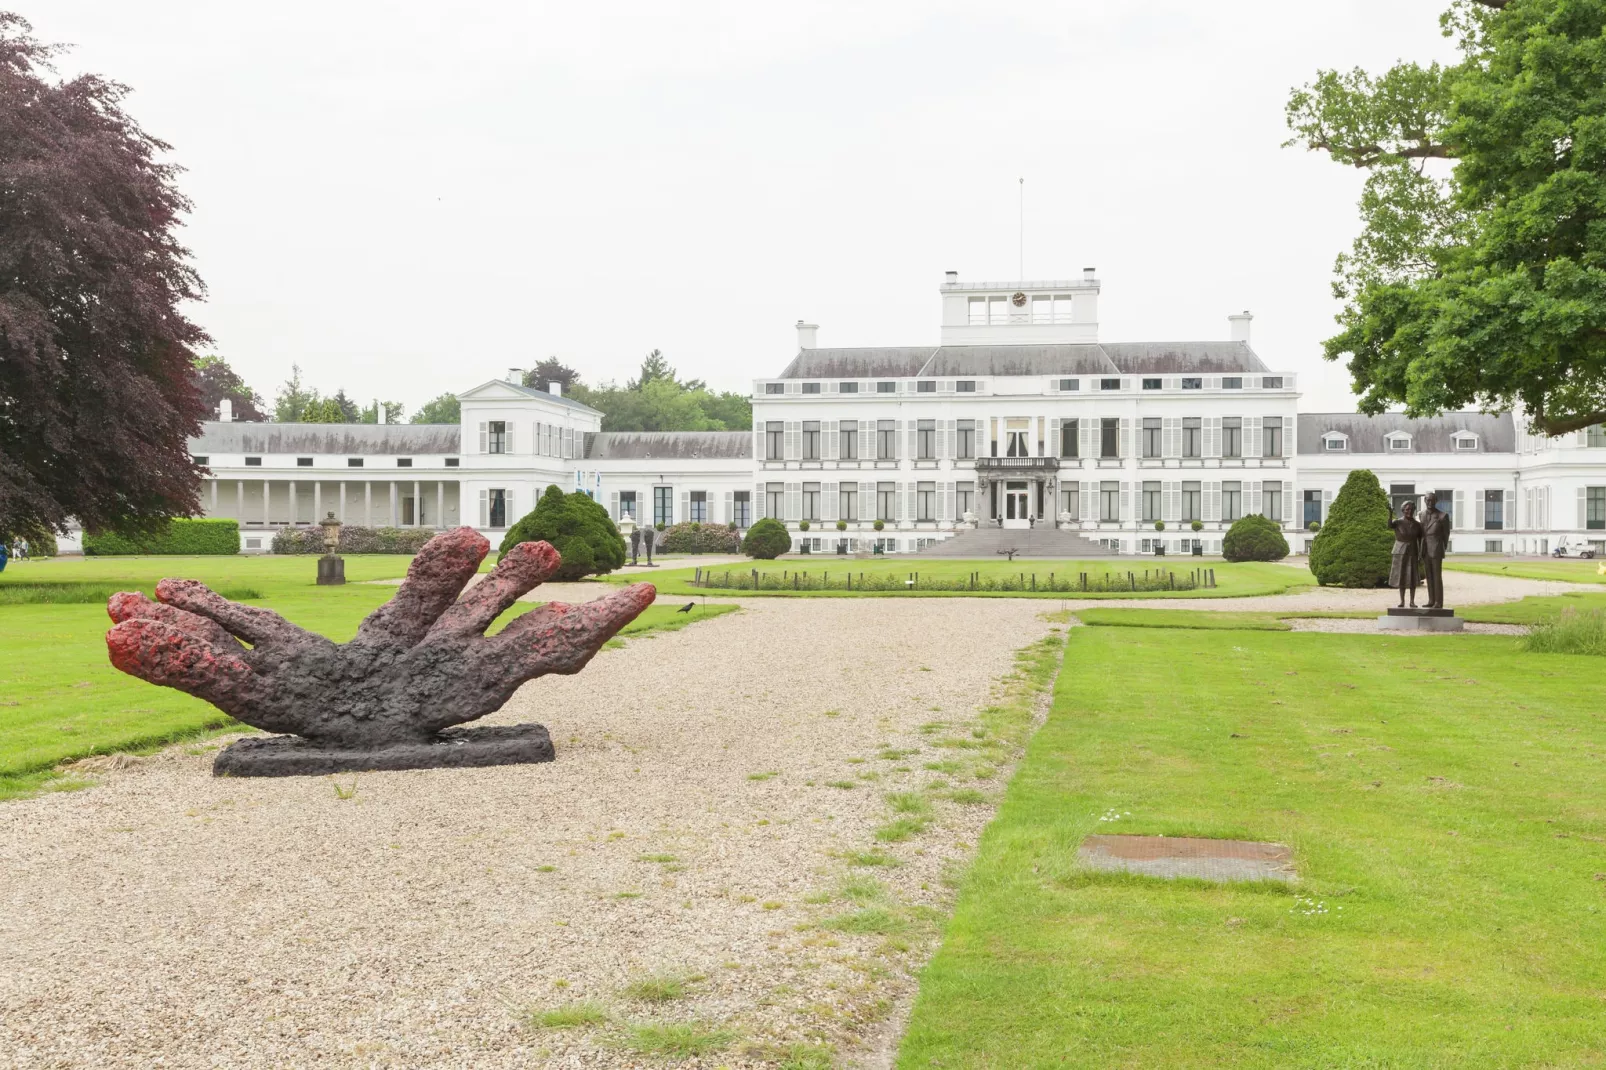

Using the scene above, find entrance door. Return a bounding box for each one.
[1003,481,1030,529]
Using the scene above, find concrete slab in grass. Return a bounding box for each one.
[1078,834,1296,883]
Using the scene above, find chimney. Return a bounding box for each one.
[1228,310,1253,343]
[550,381,563,398]
[219,397,233,422]
[376,401,386,425]
[944,270,958,285]
[1083,266,1096,283]
[795,319,818,350]
[507,367,523,384]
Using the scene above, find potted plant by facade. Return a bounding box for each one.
[873,519,885,531]
[836,519,847,531]
[1154,520,1165,531]
[1191,519,1203,532]
[799,519,810,531]
[1308,520,1321,533]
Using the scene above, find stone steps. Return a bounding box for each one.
[911,525,1120,559]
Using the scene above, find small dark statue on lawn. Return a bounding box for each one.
[643,525,655,566]
[629,526,641,566]
[1388,500,1424,608]
[104,528,655,776]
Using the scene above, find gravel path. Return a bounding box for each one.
[1285,618,1527,636]
[0,599,1058,1070]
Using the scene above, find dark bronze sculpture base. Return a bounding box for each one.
[316,554,346,585]
[1379,607,1463,632]
[213,723,555,777]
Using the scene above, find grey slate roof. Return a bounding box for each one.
[189,422,461,455]
[584,431,752,460]
[776,341,1266,379]
[1297,412,1515,454]
[502,380,605,415]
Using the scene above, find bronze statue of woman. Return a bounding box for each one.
[1388,500,1424,608]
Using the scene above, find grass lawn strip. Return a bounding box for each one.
[898,625,1606,1067]
[1445,558,1606,585]
[0,555,735,799]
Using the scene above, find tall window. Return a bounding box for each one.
[802,482,820,521]
[916,482,936,521]
[958,420,977,460]
[1183,418,1202,458]
[1303,489,1321,528]
[1142,418,1161,458]
[918,420,937,460]
[766,483,784,519]
[766,421,783,460]
[802,421,821,460]
[488,489,507,528]
[1059,419,1078,458]
[1100,481,1120,521]
[840,420,858,460]
[1223,481,1242,522]
[1484,489,1504,530]
[653,486,673,526]
[1262,482,1282,523]
[1061,484,1079,518]
[1433,489,1453,526]
[1587,425,1606,447]
[689,490,707,522]
[876,482,896,522]
[619,490,637,521]
[1142,481,1161,522]
[957,481,974,518]
[877,420,897,460]
[1588,486,1605,529]
[1005,429,1028,457]
[839,484,858,521]
[1182,481,1202,521]
[1100,418,1119,459]
[733,491,751,529]
[1263,416,1284,457]
[1222,417,1241,458]
[487,421,507,454]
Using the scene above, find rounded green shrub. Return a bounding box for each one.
[499,485,626,581]
[1222,513,1289,562]
[1309,469,1393,587]
[742,517,791,559]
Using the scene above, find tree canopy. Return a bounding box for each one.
[412,392,461,424]
[1286,0,1606,436]
[0,15,209,541]
[555,350,752,432]
[191,356,266,422]
[272,364,403,423]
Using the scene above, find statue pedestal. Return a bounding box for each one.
[214,723,555,777]
[1378,607,1463,632]
[317,554,346,585]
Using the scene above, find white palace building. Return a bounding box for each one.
[179,270,1606,558]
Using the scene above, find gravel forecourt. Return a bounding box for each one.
[0,598,1059,1070]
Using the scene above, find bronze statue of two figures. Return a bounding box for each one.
[103,528,655,776]
[1388,494,1451,610]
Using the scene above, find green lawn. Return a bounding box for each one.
[0,555,732,799]
[608,558,1305,599]
[900,626,1606,1068]
[1446,557,1606,584]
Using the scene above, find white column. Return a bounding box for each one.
[339,481,347,524]
[237,480,244,520]
[436,482,444,529]
[314,482,322,523]
[413,480,421,527]
[389,482,397,527]
[209,478,218,515]
[263,480,271,527]
[365,482,372,526]
[288,481,297,525]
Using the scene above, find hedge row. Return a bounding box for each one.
[84,519,240,556]
[271,525,438,555]
[658,521,743,554]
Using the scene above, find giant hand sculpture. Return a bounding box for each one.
[105,527,655,776]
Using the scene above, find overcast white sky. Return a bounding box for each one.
[35,1,1457,415]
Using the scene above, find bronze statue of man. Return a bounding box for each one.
[1388,500,1424,608]
[1419,491,1452,609]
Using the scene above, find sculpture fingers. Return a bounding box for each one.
[355,526,487,651]
[108,591,244,654]
[495,582,657,675]
[156,579,310,647]
[428,539,562,639]
[106,618,266,722]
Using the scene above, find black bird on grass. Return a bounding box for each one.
[677,602,695,613]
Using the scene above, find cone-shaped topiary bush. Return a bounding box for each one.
[742,517,791,559]
[1222,513,1289,562]
[1309,469,1393,587]
[499,485,626,581]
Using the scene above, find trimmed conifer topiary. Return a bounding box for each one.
[1221,513,1289,562]
[499,485,626,581]
[742,517,791,559]
[1309,469,1393,587]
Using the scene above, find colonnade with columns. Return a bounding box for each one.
[204,478,462,529]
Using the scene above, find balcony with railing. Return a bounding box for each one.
[975,456,1060,472]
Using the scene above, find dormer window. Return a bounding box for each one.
[765,383,784,395]
[1262,376,1285,389]
[1222,377,1242,390]
[1057,378,1079,391]
[1099,378,1121,391]
[1386,432,1412,452]
[802,382,821,394]
[1322,433,1348,452]
[1453,432,1479,451]
[1142,378,1161,390]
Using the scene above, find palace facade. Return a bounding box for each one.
[168,270,1606,557]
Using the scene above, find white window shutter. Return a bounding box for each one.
[1048,378,1060,394]
[722,490,733,523]
[1163,417,1179,458]
[1119,418,1130,459]
[1080,420,1094,458]
[907,423,918,460]
[824,420,839,460]
[1049,418,1060,458]
[1205,416,1221,458]
[1580,487,1589,528]
[784,422,799,461]
[1323,488,1334,521]
[679,490,689,524]
[754,427,763,462]
[941,481,954,521]
[1162,481,1180,523]
[609,491,619,520]
[907,481,918,521]
[861,481,876,518]
[478,422,488,454]
[940,380,955,394]
[859,424,874,460]
[1504,488,1515,527]
[1282,415,1293,457]
[755,482,766,519]
[505,490,514,525]
[1120,481,1133,523]
[1245,416,1262,458]
[823,482,838,522]
[1204,480,1221,522]
[825,381,838,394]
[785,482,801,521]
[895,484,904,522]
[478,489,488,527]
[1080,480,1095,522]
[1248,480,1263,516]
